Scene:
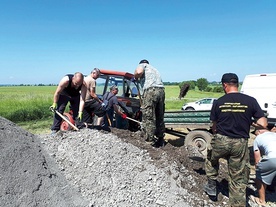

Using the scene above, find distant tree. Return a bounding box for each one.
[163,82,179,86]
[213,86,224,93]
[205,86,212,92]
[196,78,208,91]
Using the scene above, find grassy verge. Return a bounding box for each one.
[0,86,55,121]
[17,119,53,135]
[0,85,224,134]
[0,86,55,134]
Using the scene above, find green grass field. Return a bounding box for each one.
[0,86,55,120]
[0,85,224,134]
[165,85,223,111]
[0,86,55,134]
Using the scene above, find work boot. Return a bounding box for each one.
[146,136,160,147]
[156,137,167,147]
[204,178,217,196]
[187,145,205,162]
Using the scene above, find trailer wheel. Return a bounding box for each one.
[184,130,212,156]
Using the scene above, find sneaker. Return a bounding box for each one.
[204,178,217,196]
[51,130,58,136]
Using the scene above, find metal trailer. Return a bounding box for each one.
[164,110,213,156]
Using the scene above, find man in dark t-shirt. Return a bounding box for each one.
[204,73,267,207]
[50,72,87,133]
[211,93,264,138]
[98,85,127,127]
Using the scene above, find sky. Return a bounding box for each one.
[1,0,276,85]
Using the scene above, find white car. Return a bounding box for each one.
[181,98,217,111]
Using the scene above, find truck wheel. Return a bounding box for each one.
[184,130,212,156]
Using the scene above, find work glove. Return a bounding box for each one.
[75,118,85,129]
[77,111,83,121]
[49,103,57,111]
[121,113,127,119]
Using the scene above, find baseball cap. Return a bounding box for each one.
[221,73,239,83]
[139,59,149,64]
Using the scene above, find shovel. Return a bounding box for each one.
[51,108,79,131]
[125,116,143,129]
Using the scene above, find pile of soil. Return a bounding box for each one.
[0,116,276,207]
[0,117,89,207]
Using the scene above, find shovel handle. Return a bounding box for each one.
[125,116,142,125]
[114,111,143,128]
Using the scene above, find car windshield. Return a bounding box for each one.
[200,99,212,104]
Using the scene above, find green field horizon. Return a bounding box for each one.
[0,85,224,134]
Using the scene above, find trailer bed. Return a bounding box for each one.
[164,110,211,128]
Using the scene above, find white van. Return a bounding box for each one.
[240,73,276,126]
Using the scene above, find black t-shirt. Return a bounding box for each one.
[61,74,82,97]
[210,92,264,138]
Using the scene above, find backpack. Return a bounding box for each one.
[101,92,115,111]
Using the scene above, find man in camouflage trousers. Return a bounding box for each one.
[134,59,166,147]
[204,73,267,207]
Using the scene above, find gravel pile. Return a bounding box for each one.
[39,129,197,207]
[1,116,276,207]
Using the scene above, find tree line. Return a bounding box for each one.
[176,78,224,93]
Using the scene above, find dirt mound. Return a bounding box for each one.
[0,117,89,207]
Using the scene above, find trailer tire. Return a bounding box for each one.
[184,130,212,156]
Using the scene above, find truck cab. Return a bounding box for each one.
[96,69,141,130]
